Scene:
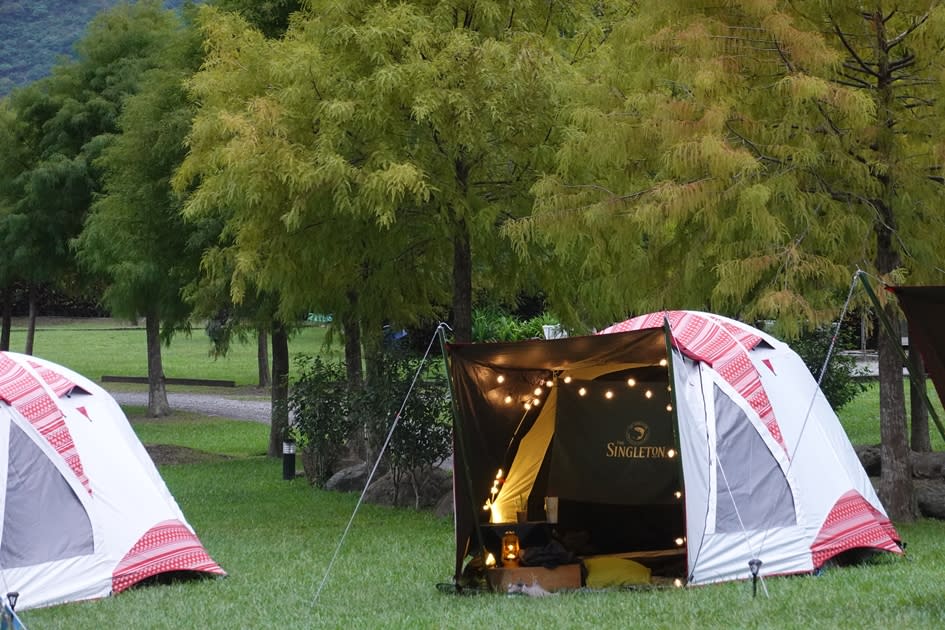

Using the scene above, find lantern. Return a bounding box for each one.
[501,531,521,568]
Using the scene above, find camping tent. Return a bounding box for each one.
[0,351,225,610]
[446,311,901,586]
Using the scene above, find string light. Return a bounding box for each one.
[659,358,668,367]
[627,378,637,387]
[674,490,683,499]
[532,398,541,407]
[605,390,614,399]
[667,448,676,458]
[504,395,513,404]
[497,374,505,384]
[578,387,587,397]
[666,404,673,412]
[645,390,653,399]
[533,387,543,396]
[675,537,686,546]
[524,402,532,411]
[563,375,572,384]
[545,380,554,388]
[674,578,683,588]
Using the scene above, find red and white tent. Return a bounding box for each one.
[447,310,900,586]
[0,351,225,610]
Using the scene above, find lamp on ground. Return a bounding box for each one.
[501,531,521,568]
[282,439,296,480]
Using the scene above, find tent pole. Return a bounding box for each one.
[857,271,945,443]
[437,325,488,584]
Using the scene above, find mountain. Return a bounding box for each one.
[0,1,190,97]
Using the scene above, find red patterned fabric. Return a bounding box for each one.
[112,520,226,593]
[602,311,786,452]
[28,360,77,398]
[811,490,901,568]
[0,353,91,494]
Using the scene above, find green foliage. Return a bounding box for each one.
[355,346,452,507]
[790,326,868,411]
[513,1,945,331]
[472,307,561,342]
[287,355,354,486]
[74,3,205,330]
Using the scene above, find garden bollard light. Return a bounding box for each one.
[282,440,296,480]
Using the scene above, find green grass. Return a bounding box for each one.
[6,317,340,387]
[20,429,945,629]
[837,381,945,448]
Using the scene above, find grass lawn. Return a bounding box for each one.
[8,321,945,628]
[6,317,340,387]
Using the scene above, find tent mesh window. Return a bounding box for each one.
[1,423,94,568]
[713,385,795,532]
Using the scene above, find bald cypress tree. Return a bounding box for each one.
[512,1,945,520]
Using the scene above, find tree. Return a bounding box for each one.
[0,0,186,358]
[511,2,945,520]
[176,2,625,362]
[74,4,204,417]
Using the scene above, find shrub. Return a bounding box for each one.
[288,355,354,487]
[472,307,561,341]
[791,325,868,410]
[355,347,452,508]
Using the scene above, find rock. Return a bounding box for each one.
[325,462,371,492]
[854,444,881,476]
[854,446,945,480]
[915,479,945,519]
[433,491,454,518]
[912,452,945,479]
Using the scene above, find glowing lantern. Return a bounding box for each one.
[501,531,521,567]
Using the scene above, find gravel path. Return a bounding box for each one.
[108,390,273,424]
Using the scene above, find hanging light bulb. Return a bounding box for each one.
[504,395,513,404]
[666,404,673,412]
[563,375,572,384]
[578,387,587,397]
[667,448,676,458]
[627,378,637,387]
[605,390,614,400]
[497,374,505,384]
[659,358,668,367]
[524,402,532,411]
[532,397,541,407]
[545,380,554,388]
[533,387,543,396]
[675,537,686,546]
[674,490,683,499]
[645,389,653,399]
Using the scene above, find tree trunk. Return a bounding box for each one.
[24,284,37,355]
[342,303,366,460]
[452,216,473,343]
[910,351,931,452]
[877,318,914,519]
[871,12,914,521]
[0,288,11,351]
[257,327,270,388]
[268,321,290,457]
[145,313,171,417]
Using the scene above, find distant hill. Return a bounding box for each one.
[0,0,191,97]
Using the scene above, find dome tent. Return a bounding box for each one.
[446,311,901,587]
[0,351,225,610]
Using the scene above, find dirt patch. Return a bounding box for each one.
[145,444,231,466]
